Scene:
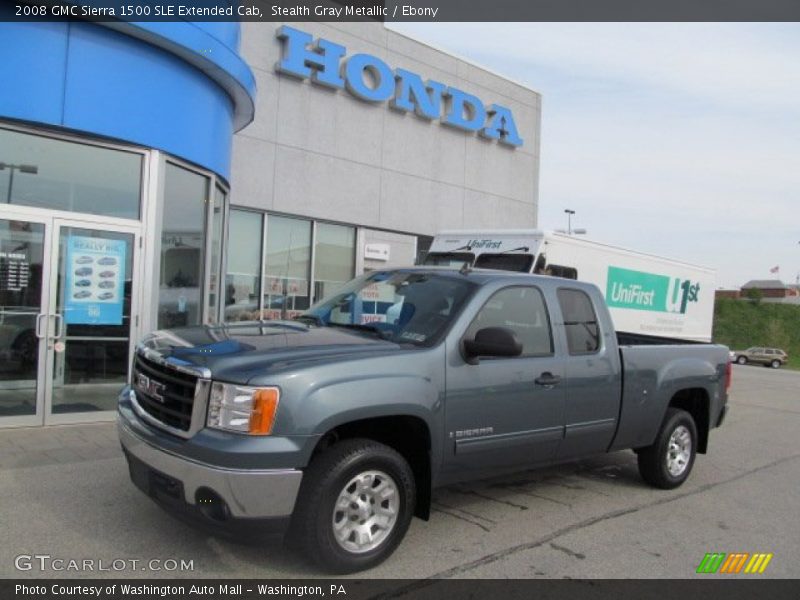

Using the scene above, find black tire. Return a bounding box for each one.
[637,408,698,489]
[290,438,416,573]
[736,356,747,365]
[770,360,781,369]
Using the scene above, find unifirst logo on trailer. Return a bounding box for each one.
[607,266,701,315]
[275,26,524,148]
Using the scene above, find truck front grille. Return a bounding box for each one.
[132,353,198,432]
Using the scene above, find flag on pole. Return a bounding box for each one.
[770,266,780,274]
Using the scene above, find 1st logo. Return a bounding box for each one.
[667,278,700,314]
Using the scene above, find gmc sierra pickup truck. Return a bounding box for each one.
[118,268,731,572]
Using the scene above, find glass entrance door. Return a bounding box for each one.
[46,220,139,421]
[0,215,50,425]
[0,212,140,427]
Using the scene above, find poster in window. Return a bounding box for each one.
[64,236,126,325]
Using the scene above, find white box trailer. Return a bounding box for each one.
[423,229,715,343]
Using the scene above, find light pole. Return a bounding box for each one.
[0,162,39,204]
[564,209,575,235]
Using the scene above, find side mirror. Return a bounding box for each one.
[463,327,523,364]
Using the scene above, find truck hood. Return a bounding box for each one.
[140,321,411,383]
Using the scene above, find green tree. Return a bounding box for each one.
[744,288,763,305]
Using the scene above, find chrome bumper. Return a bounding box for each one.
[119,417,302,519]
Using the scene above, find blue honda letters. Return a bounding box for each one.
[275,26,523,148]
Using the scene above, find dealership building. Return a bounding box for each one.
[0,20,541,427]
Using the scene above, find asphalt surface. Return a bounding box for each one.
[1,364,798,580]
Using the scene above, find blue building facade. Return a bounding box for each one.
[0,20,256,426]
[0,20,255,179]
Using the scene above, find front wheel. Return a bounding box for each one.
[290,439,416,573]
[637,408,698,489]
[736,355,747,365]
[770,359,781,369]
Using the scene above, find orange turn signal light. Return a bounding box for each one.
[249,388,279,435]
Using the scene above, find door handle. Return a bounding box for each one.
[35,313,48,339]
[535,372,562,386]
[52,313,64,339]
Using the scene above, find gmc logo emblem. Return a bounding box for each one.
[135,373,166,403]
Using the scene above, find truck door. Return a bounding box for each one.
[554,287,622,459]
[443,285,565,479]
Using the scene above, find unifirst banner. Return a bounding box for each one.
[64,236,126,325]
[606,265,700,315]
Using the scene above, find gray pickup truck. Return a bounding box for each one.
[118,268,730,572]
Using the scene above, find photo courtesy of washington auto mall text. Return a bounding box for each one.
[14,584,349,598]
[1,0,800,598]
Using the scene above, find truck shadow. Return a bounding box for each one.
[181,451,645,571]
[428,451,643,529]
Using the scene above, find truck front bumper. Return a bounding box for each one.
[119,415,303,522]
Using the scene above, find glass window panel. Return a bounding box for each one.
[313,222,355,303]
[224,210,263,322]
[308,271,476,347]
[263,215,311,320]
[53,227,134,414]
[0,128,141,219]
[557,288,601,354]
[423,252,475,267]
[158,163,208,329]
[545,264,578,279]
[465,286,553,356]
[0,219,45,416]
[206,186,226,324]
[474,253,535,272]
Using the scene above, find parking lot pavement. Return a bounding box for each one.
[1,363,798,580]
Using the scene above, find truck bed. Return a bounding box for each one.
[610,343,729,452]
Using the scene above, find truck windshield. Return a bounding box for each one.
[473,253,534,272]
[302,271,477,346]
[421,252,474,267]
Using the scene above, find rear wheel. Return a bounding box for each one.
[290,439,415,573]
[736,356,747,365]
[638,408,697,489]
[771,359,781,369]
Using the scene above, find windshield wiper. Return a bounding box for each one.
[328,322,393,340]
[293,314,325,327]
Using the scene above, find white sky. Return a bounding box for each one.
[387,23,800,289]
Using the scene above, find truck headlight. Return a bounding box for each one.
[207,383,280,435]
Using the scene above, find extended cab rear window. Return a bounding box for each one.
[557,288,601,354]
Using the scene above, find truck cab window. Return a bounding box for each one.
[464,286,553,356]
[422,252,475,267]
[557,288,600,354]
[473,253,534,272]
[546,264,578,279]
